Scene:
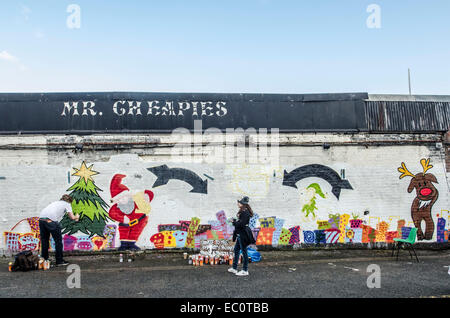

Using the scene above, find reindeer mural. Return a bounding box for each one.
[398,158,439,240]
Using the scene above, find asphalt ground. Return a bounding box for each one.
[1,248,449,298]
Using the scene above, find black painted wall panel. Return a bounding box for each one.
[0,92,368,134]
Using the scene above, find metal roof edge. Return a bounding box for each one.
[367,94,450,102]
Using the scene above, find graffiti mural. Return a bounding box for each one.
[2,156,448,253]
[147,165,208,194]
[283,164,353,199]
[60,161,110,237]
[3,218,40,252]
[398,158,440,240]
[108,174,154,251]
[299,183,326,218]
[150,216,227,249]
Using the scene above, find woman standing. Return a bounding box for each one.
[228,196,256,276]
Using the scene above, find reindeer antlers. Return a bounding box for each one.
[420,158,433,174]
[398,158,434,179]
[398,162,415,179]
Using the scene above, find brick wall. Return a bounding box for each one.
[0,132,448,252]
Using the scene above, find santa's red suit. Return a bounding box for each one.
[108,174,154,251]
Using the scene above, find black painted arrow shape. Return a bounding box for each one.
[147,165,208,194]
[283,164,353,199]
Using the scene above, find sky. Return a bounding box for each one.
[0,0,449,95]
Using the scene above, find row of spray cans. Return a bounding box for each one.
[187,253,250,266]
[9,257,50,272]
[38,258,51,270]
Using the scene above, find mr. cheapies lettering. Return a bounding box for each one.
[61,100,228,117]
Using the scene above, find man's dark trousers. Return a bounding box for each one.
[39,219,64,264]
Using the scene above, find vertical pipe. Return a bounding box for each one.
[408,68,412,95]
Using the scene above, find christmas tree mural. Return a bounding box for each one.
[60,161,110,237]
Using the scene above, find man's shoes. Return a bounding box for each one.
[227,268,238,274]
[235,270,249,276]
[56,260,69,266]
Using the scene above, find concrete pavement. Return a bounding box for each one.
[1,249,449,298]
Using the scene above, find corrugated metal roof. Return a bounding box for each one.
[365,100,450,132]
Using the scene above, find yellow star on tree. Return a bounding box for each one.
[72,161,99,183]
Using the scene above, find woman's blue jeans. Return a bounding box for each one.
[233,234,248,271]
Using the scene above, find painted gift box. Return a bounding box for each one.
[150,232,165,249]
[349,219,363,228]
[256,228,275,245]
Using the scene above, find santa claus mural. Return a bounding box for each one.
[108,174,154,251]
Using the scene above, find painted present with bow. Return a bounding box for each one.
[3,217,41,251]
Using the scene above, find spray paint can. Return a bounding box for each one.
[205,256,209,265]
[8,262,13,272]
[200,256,204,266]
[188,256,192,265]
[119,254,123,263]
[43,260,50,270]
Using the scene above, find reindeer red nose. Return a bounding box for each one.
[420,188,432,196]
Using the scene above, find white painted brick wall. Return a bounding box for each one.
[0,133,448,250]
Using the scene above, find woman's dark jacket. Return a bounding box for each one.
[232,209,256,247]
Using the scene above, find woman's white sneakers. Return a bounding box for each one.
[235,270,249,276]
[228,268,249,276]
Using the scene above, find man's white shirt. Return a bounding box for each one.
[39,201,73,222]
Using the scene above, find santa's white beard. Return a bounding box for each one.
[117,200,134,215]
